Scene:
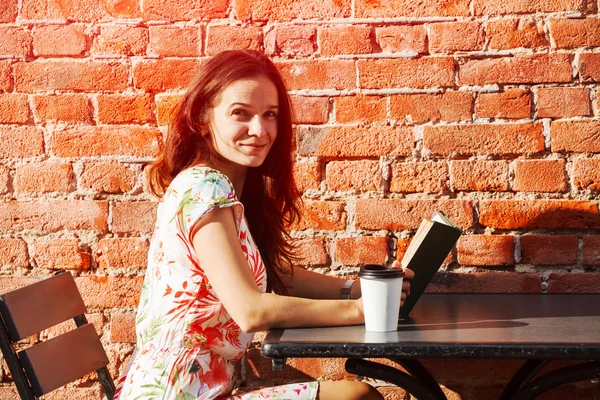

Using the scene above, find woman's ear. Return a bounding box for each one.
[198,123,209,136]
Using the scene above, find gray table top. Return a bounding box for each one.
[262,293,600,360]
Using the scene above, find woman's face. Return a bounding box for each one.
[207,75,279,176]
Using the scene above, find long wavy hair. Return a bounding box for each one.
[148,50,301,294]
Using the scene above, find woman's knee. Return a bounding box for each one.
[318,380,383,400]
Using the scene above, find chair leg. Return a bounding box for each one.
[0,319,35,400]
[98,366,116,400]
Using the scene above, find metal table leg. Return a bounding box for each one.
[498,359,550,400]
[345,358,445,400]
[389,358,447,400]
[511,360,600,400]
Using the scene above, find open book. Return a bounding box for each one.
[399,211,462,318]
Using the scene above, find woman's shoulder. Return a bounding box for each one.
[169,166,237,201]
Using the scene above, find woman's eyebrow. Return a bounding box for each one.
[229,102,279,109]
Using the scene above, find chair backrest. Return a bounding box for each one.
[0,271,115,399]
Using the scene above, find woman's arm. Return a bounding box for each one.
[191,207,364,333]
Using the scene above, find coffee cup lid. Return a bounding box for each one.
[358,264,405,279]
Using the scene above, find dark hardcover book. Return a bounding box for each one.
[399,211,462,318]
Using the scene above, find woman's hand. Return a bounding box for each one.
[390,260,414,307]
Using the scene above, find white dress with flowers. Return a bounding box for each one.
[114,167,318,400]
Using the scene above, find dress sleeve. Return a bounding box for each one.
[176,169,244,241]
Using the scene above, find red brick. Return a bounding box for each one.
[156,94,183,126]
[149,26,201,57]
[205,25,263,55]
[143,0,227,20]
[547,273,600,293]
[486,18,548,50]
[427,271,540,293]
[475,89,532,119]
[33,238,91,270]
[473,0,586,15]
[0,27,32,57]
[14,61,129,92]
[450,160,509,191]
[520,235,578,265]
[0,200,108,232]
[578,53,600,82]
[335,236,388,266]
[110,313,136,343]
[97,93,154,124]
[537,87,590,118]
[0,164,9,194]
[319,25,373,56]
[44,313,103,339]
[551,120,600,152]
[0,126,44,159]
[133,59,199,92]
[390,161,448,193]
[290,96,329,124]
[326,160,381,192]
[335,95,385,124]
[297,125,412,158]
[574,158,600,191]
[277,60,356,90]
[429,22,484,53]
[0,277,36,295]
[0,0,17,22]
[93,26,148,56]
[583,236,600,265]
[51,126,161,158]
[293,238,328,266]
[459,54,573,85]
[236,0,351,21]
[44,387,102,400]
[293,161,320,192]
[457,235,514,267]
[265,25,315,56]
[33,94,91,123]
[0,94,30,124]
[550,18,600,49]
[479,200,600,229]
[97,237,149,269]
[424,123,544,156]
[32,25,87,56]
[0,61,11,92]
[355,199,474,231]
[112,201,157,234]
[75,276,142,307]
[80,162,136,193]
[390,92,472,124]
[375,25,427,54]
[293,200,346,231]
[355,0,469,17]
[0,239,29,268]
[513,159,567,193]
[358,57,454,89]
[14,162,74,193]
[21,0,129,21]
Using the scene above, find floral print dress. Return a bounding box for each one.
[114,167,318,400]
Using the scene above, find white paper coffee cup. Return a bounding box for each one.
[358,264,404,332]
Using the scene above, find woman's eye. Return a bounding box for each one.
[232,109,248,117]
[264,111,278,118]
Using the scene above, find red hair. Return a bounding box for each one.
[148,50,301,294]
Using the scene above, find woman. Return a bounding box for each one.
[114,50,413,400]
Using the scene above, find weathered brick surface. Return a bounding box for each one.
[475,90,532,119]
[291,96,329,124]
[293,161,320,192]
[550,18,600,48]
[149,26,201,57]
[32,25,87,56]
[358,57,455,89]
[75,276,143,307]
[390,161,448,193]
[513,159,568,193]
[14,162,74,193]
[0,0,17,22]
[450,160,509,191]
[293,200,346,231]
[551,120,600,152]
[143,0,228,20]
[536,87,591,118]
[236,0,351,21]
[473,0,587,15]
[0,126,45,159]
[80,162,136,193]
[277,60,356,90]
[33,94,91,123]
[156,94,183,126]
[133,59,199,92]
[0,239,29,268]
[578,53,600,82]
[0,27,32,57]
[520,235,578,265]
[293,238,328,266]
[547,273,600,293]
[0,61,11,92]
[297,125,413,158]
[427,272,540,293]
[457,235,514,267]
[335,236,389,266]
[319,26,373,56]
[325,160,381,191]
[112,201,158,234]
[486,18,548,50]
[574,158,600,191]
[97,237,149,269]
[375,25,427,54]
[110,313,137,343]
[265,25,316,56]
[0,94,30,124]
[390,92,472,124]
[206,25,263,55]
[0,164,10,194]
[355,0,470,17]
[583,236,600,265]
[424,123,544,156]
[335,95,386,124]
[93,26,148,57]
[97,94,154,124]
[33,238,91,270]
[429,22,484,53]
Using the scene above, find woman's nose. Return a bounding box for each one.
[249,115,266,136]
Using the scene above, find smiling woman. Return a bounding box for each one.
[113,50,410,400]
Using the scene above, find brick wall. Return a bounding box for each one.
[1,0,599,398]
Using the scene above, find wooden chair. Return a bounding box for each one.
[0,271,115,399]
